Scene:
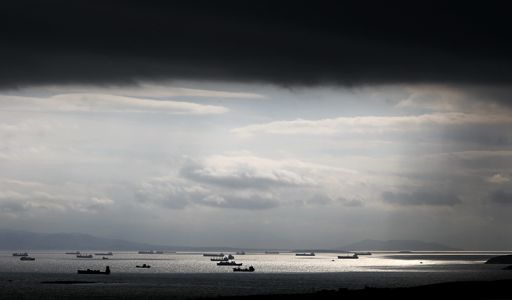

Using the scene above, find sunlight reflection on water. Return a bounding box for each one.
[1,251,512,299]
[0,251,507,274]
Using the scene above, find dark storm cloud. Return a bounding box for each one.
[489,190,512,205]
[2,1,512,88]
[382,191,461,206]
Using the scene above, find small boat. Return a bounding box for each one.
[217,261,242,266]
[227,254,235,260]
[12,252,28,257]
[66,251,80,255]
[296,252,315,256]
[20,256,35,261]
[236,251,246,255]
[211,256,229,261]
[203,253,224,257]
[77,266,110,275]
[94,252,113,256]
[102,257,109,260]
[77,254,93,258]
[338,253,359,259]
[136,264,151,268]
[233,266,255,272]
[354,252,372,256]
[265,251,279,254]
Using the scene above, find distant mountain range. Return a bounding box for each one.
[0,229,171,251]
[0,229,460,251]
[339,239,460,251]
[0,229,251,251]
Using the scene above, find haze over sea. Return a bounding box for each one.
[2,251,512,299]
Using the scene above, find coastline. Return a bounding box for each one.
[1,274,511,300]
[200,279,512,300]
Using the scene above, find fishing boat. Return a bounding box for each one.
[217,261,242,266]
[233,266,255,272]
[236,251,246,255]
[77,266,110,274]
[76,254,93,258]
[102,257,109,260]
[136,264,151,268]
[20,256,35,261]
[12,252,28,257]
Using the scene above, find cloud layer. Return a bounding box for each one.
[0,93,228,115]
[382,191,461,207]
[135,154,361,211]
[180,155,319,188]
[232,113,512,137]
[2,2,512,88]
[489,190,512,205]
[2,83,512,249]
[0,179,114,216]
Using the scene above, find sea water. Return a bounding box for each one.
[0,251,511,299]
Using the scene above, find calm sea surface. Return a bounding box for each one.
[1,251,511,299]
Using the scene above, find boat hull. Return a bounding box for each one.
[77,270,110,274]
[296,253,315,256]
[233,268,254,272]
[20,257,35,261]
[78,266,110,274]
[12,253,28,257]
[217,262,242,266]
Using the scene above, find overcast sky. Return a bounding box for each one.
[1,1,512,250]
[1,82,511,249]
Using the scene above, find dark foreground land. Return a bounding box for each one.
[2,279,511,300]
[204,279,512,300]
